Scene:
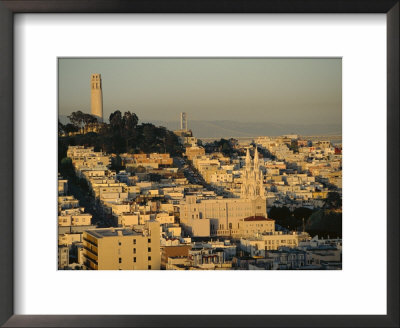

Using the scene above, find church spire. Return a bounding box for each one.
[245,148,251,169]
[241,146,266,201]
[254,147,259,169]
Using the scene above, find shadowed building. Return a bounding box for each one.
[90,73,103,122]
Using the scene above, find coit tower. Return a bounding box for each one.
[90,73,103,122]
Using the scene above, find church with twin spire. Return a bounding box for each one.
[179,147,268,237]
[241,147,266,199]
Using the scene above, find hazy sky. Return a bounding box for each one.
[58,58,341,125]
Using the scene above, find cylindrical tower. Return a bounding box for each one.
[90,73,103,122]
[180,112,187,131]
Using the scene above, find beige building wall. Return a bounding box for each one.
[83,221,161,270]
[180,195,266,237]
[181,217,211,237]
[58,179,68,196]
[185,146,205,160]
[58,233,82,246]
[90,73,103,122]
[238,218,275,237]
[58,246,69,269]
[262,233,303,250]
[118,214,139,227]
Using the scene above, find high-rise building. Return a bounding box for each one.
[90,73,103,122]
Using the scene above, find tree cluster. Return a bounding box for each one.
[268,203,342,238]
[105,110,183,155]
[59,111,99,135]
[58,110,184,165]
[269,206,314,231]
[68,110,98,127]
[204,138,238,156]
[324,191,342,209]
[305,209,342,238]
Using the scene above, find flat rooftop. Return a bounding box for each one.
[244,216,274,222]
[85,228,141,238]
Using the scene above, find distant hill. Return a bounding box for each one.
[60,115,341,139]
[143,120,342,139]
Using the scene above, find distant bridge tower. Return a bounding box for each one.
[180,112,187,131]
[91,73,103,122]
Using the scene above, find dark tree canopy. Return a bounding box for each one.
[325,191,342,209]
[59,111,184,163]
[123,111,139,133]
[109,110,123,132]
[269,206,316,232]
[63,123,79,134]
[82,113,98,125]
[68,111,98,129]
[204,138,237,156]
[306,209,342,238]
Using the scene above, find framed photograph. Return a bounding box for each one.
[0,1,398,327]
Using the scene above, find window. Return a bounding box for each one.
[118,242,121,246]
[119,258,122,263]
[148,265,151,270]
[133,248,136,254]
[133,257,136,263]
[148,256,151,261]
[148,247,151,252]
[148,238,151,243]
[133,239,136,244]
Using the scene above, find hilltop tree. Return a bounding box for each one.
[63,123,79,134]
[109,110,123,133]
[59,111,183,158]
[68,111,98,129]
[68,111,85,128]
[123,111,139,133]
[82,113,98,125]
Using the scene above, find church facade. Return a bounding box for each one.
[180,148,267,237]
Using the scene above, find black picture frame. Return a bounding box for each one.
[0,1,398,327]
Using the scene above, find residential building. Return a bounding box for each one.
[83,221,161,270]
